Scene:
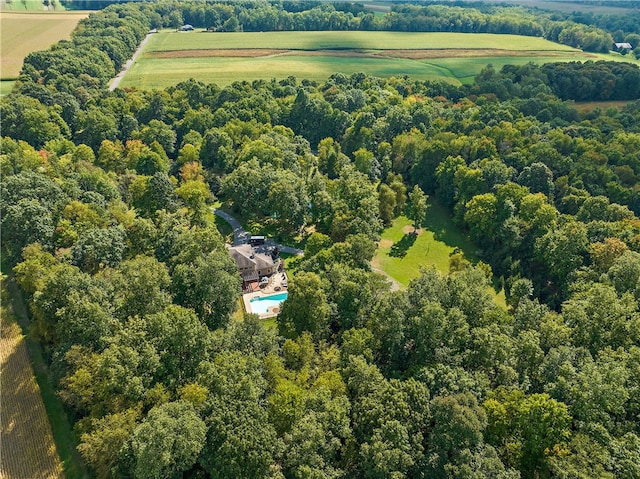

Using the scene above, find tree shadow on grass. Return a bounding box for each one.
[390,232,417,258]
[422,200,479,262]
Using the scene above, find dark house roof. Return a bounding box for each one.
[229,244,275,273]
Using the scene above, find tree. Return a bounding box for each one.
[427,393,487,476]
[534,221,588,306]
[175,179,210,223]
[464,193,499,244]
[484,388,572,476]
[198,353,277,479]
[266,172,308,233]
[138,120,177,155]
[177,144,200,166]
[171,250,241,330]
[71,225,126,274]
[1,199,55,262]
[278,272,331,340]
[200,128,234,172]
[378,183,397,226]
[126,401,206,479]
[113,255,172,320]
[13,243,58,293]
[517,162,554,197]
[78,408,141,479]
[281,391,351,479]
[360,420,414,479]
[75,107,118,152]
[0,95,69,148]
[130,174,178,217]
[144,305,210,387]
[407,185,428,233]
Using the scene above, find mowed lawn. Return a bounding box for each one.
[0,11,88,79]
[373,201,506,306]
[120,30,601,89]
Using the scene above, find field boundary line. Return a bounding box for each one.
[109,32,153,91]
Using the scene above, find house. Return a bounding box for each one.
[614,42,633,52]
[180,24,194,31]
[228,244,279,282]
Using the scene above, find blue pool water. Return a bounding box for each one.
[249,292,289,315]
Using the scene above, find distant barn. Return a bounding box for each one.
[614,42,633,51]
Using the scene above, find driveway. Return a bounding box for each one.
[213,208,303,255]
[213,209,251,246]
[109,32,153,91]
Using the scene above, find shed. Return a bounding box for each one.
[614,42,633,51]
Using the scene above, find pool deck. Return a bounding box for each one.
[242,272,289,319]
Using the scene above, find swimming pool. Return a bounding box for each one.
[248,292,289,315]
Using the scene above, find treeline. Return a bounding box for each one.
[59,1,616,52]
[2,1,640,478]
[18,2,153,94]
[473,60,640,101]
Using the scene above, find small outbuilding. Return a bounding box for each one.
[614,42,633,52]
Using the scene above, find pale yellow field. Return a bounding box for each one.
[0,11,88,78]
[0,278,63,479]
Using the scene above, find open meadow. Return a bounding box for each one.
[0,10,88,80]
[119,30,606,89]
[0,278,64,479]
[373,202,506,306]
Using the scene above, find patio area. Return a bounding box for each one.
[242,272,289,319]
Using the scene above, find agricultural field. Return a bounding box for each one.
[0,278,64,479]
[119,30,604,89]
[448,0,638,14]
[0,10,88,81]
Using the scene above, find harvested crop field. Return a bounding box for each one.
[1,280,63,479]
[0,11,88,79]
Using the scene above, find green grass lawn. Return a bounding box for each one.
[0,80,15,95]
[374,201,506,306]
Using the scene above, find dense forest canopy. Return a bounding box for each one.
[2,1,640,479]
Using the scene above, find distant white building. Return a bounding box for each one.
[614,42,633,51]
